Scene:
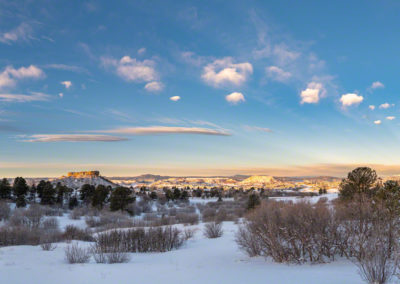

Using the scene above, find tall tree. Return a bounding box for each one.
[79,184,95,204]
[12,177,29,207]
[40,182,56,205]
[110,186,134,211]
[0,178,11,199]
[339,167,378,200]
[92,185,110,209]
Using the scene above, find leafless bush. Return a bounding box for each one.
[0,226,42,246]
[183,228,197,240]
[204,222,223,239]
[202,208,217,222]
[42,206,64,216]
[86,211,133,230]
[40,242,57,251]
[62,225,94,242]
[176,213,199,225]
[41,217,59,232]
[236,225,262,257]
[65,243,91,264]
[106,250,130,264]
[95,226,185,253]
[237,200,338,263]
[90,243,106,263]
[69,207,88,220]
[0,201,10,221]
[24,205,45,228]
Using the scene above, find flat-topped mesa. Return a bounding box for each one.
[66,171,100,178]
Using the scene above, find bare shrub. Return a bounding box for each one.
[69,207,88,220]
[236,225,261,257]
[0,201,10,221]
[106,251,130,264]
[24,204,45,228]
[204,222,223,239]
[62,225,94,242]
[41,217,59,232]
[42,206,63,216]
[0,226,42,246]
[183,228,197,240]
[65,243,91,264]
[176,213,199,225]
[202,207,217,222]
[95,226,185,253]
[40,242,57,251]
[90,243,106,263]
[237,200,338,263]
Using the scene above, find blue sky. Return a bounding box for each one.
[1,0,400,177]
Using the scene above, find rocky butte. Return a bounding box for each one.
[66,171,100,178]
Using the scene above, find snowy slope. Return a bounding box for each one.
[0,221,364,284]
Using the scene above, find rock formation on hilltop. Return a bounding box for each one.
[53,171,116,189]
[240,175,276,185]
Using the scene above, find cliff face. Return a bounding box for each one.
[66,171,100,178]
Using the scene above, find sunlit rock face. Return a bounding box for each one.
[66,171,100,178]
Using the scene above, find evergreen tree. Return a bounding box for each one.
[339,167,378,201]
[79,184,96,204]
[36,180,47,199]
[13,177,29,207]
[180,190,189,200]
[0,178,11,199]
[92,185,110,209]
[110,186,134,211]
[165,189,173,201]
[28,184,37,203]
[149,191,158,200]
[173,187,181,200]
[40,182,56,205]
[68,195,79,209]
[247,193,261,210]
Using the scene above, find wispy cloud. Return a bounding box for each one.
[370,81,384,89]
[202,57,253,88]
[266,66,292,82]
[170,96,180,101]
[0,23,33,44]
[0,92,51,103]
[21,134,128,142]
[243,125,273,133]
[144,81,164,92]
[374,120,381,125]
[61,81,72,89]
[379,102,394,109]
[45,64,88,74]
[97,126,231,136]
[386,116,395,120]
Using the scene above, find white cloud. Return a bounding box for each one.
[98,126,231,136]
[144,81,163,92]
[202,57,253,88]
[59,93,63,98]
[101,56,158,83]
[0,23,33,44]
[137,48,146,55]
[272,44,300,64]
[61,81,72,89]
[22,134,127,142]
[374,120,382,125]
[243,125,273,133]
[371,81,384,89]
[266,66,292,82]
[225,92,245,104]
[379,103,394,109]
[0,92,51,103]
[300,82,325,104]
[386,116,395,120]
[340,93,363,107]
[369,105,375,110]
[0,65,44,90]
[170,96,180,101]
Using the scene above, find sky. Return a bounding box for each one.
[1,0,400,177]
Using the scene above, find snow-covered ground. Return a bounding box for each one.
[0,220,364,284]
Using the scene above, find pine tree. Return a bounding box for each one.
[79,184,95,204]
[68,195,79,209]
[0,178,11,199]
[247,193,261,210]
[40,182,56,205]
[13,177,29,207]
[92,185,110,209]
[110,187,134,211]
